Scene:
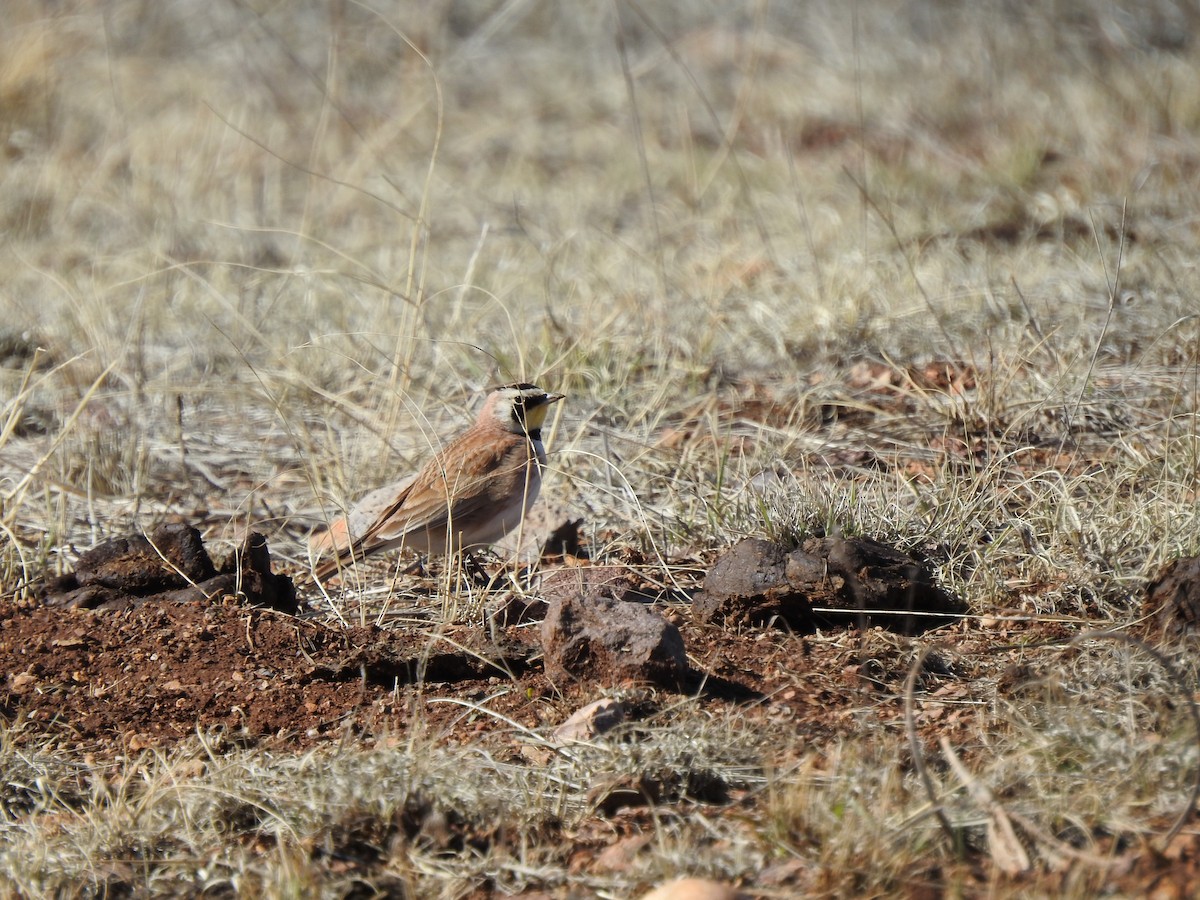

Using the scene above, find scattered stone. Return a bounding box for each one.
[541,590,687,688]
[1142,555,1200,638]
[694,535,962,633]
[516,744,555,767]
[552,698,626,743]
[9,672,36,691]
[639,877,737,900]
[43,527,296,613]
[174,758,206,779]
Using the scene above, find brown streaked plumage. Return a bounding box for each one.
[310,383,564,584]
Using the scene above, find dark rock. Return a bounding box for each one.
[218,532,298,613]
[818,535,962,630]
[541,592,687,689]
[1143,556,1200,638]
[693,538,818,628]
[695,535,963,634]
[73,523,216,593]
[485,594,548,628]
[44,528,295,613]
[43,583,134,611]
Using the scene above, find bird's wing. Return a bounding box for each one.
[311,476,420,582]
[309,475,417,555]
[312,434,526,581]
[368,441,522,547]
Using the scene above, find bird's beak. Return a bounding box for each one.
[546,392,566,404]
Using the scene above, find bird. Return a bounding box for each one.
[309,383,564,584]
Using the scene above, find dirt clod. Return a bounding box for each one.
[43,528,296,613]
[74,522,216,593]
[541,591,687,689]
[693,538,802,626]
[695,535,963,633]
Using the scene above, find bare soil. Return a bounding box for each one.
[2,556,1198,896]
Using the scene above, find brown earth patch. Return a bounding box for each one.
[0,561,982,757]
[0,598,544,752]
[1,550,1195,897]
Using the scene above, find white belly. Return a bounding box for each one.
[457,438,545,548]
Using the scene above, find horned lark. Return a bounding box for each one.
[310,383,564,583]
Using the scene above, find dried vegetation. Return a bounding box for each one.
[3,0,1200,896]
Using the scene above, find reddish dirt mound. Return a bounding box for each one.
[2,565,1198,897]
[2,523,973,754]
[0,598,543,751]
[0,576,974,756]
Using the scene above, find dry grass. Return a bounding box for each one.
[3,0,1200,895]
